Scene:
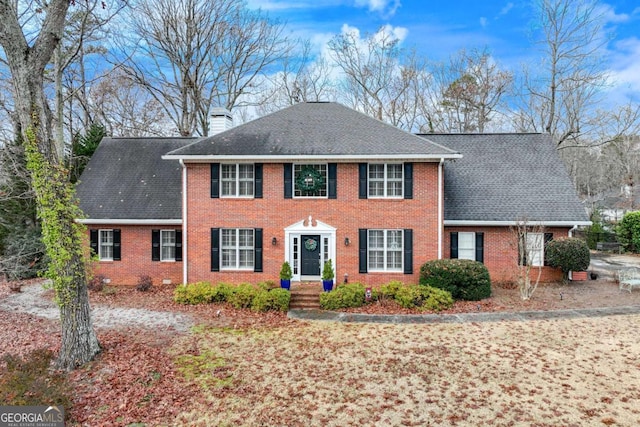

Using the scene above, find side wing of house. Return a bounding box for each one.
[422,133,591,283]
[75,137,196,286]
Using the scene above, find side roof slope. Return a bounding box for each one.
[421,133,589,224]
[76,138,195,221]
[166,102,459,159]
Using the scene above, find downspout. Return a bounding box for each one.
[568,225,578,237]
[180,160,188,284]
[438,158,444,259]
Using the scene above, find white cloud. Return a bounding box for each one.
[353,0,401,17]
[479,17,488,28]
[499,2,514,16]
[606,37,640,102]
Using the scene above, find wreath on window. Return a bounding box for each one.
[304,238,318,251]
[296,165,325,193]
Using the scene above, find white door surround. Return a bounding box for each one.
[284,216,336,281]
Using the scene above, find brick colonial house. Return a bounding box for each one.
[76,102,590,286]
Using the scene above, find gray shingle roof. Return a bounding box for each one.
[76,138,195,220]
[166,102,459,159]
[420,133,589,224]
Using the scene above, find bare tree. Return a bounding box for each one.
[0,0,101,370]
[438,49,513,133]
[257,40,336,115]
[327,26,427,128]
[511,219,546,300]
[56,0,127,144]
[88,69,170,137]
[119,0,290,136]
[514,0,609,147]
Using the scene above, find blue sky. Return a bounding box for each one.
[247,0,640,102]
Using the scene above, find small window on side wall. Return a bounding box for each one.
[90,229,121,261]
[450,232,484,263]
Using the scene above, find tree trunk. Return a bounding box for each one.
[57,252,101,370]
[0,0,101,370]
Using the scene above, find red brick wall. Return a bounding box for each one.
[87,225,183,286]
[443,226,570,283]
[185,162,442,286]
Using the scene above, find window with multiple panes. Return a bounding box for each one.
[293,164,328,197]
[221,229,255,269]
[368,229,403,271]
[221,164,254,197]
[160,230,176,261]
[99,229,114,261]
[450,232,484,263]
[526,232,544,267]
[368,164,403,198]
[457,232,476,260]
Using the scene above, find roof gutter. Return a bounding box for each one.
[76,219,182,225]
[162,153,463,162]
[444,220,593,227]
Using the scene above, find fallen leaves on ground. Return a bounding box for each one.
[1,277,640,426]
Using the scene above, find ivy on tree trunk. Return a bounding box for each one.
[24,125,100,370]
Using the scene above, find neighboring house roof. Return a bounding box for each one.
[165,102,460,161]
[421,133,590,225]
[75,138,195,223]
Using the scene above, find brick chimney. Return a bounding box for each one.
[210,108,233,135]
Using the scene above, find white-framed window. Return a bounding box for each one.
[294,164,327,198]
[161,230,176,261]
[221,164,254,197]
[526,233,544,267]
[221,229,254,269]
[458,232,476,260]
[368,229,403,271]
[368,164,403,198]
[99,229,113,261]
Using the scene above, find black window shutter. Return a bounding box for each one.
[152,229,160,261]
[211,228,220,272]
[404,229,413,274]
[284,164,292,199]
[254,228,263,272]
[359,229,368,273]
[113,229,121,261]
[328,163,337,199]
[518,234,526,266]
[210,163,220,198]
[175,230,183,261]
[254,163,263,199]
[90,229,98,255]
[544,233,553,266]
[358,163,368,199]
[475,232,484,264]
[450,232,459,259]
[404,163,413,199]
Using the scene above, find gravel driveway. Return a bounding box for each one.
[0,282,194,332]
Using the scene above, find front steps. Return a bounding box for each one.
[289,282,323,310]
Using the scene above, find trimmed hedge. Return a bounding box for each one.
[419,259,491,301]
[251,288,290,312]
[379,280,453,311]
[545,238,590,280]
[173,282,289,312]
[319,283,372,310]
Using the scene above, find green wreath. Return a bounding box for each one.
[304,238,318,251]
[295,165,325,193]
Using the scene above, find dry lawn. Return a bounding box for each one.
[174,317,640,427]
